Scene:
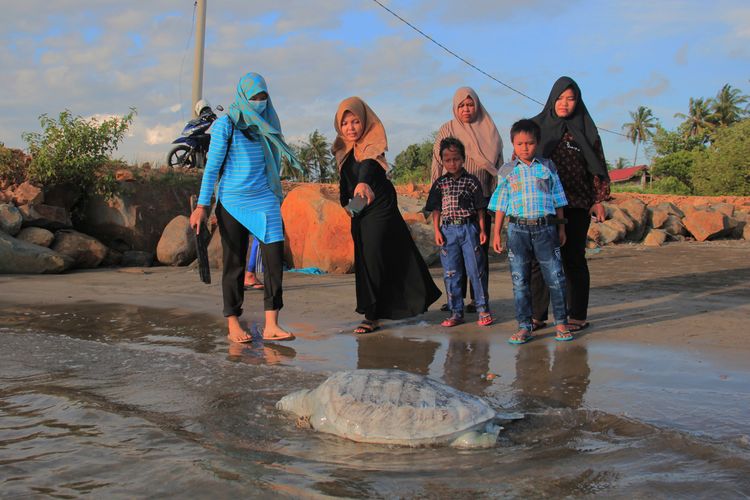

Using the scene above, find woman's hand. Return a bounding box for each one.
[353,182,375,205]
[479,230,487,245]
[190,206,208,233]
[558,225,567,247]
[590,203,606,223]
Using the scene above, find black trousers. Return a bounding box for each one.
[531,207,591,322]
[459,209,491,302]
[216,202,284,316]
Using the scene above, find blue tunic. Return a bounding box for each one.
[197,116,284,243]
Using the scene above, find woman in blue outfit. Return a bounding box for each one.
[190,72,298,343]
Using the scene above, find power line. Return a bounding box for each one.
[369,0,631,139]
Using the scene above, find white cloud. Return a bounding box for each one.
[143,122,184,146]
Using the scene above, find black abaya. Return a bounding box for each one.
[339,155,441,320]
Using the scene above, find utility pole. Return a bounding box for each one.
[191,0,207,118]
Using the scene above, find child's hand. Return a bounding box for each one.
[479,230,487,245]
[493,235,504,254]
[435,231,445,247]
[558,226,567,247]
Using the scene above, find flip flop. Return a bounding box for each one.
[258,327,295,342]
[508,330,532,345]
[243,281,265,291]
[354,320,380,334]
[227,334,253,344]
[477,314,493,327]
[566,322,590,332]
[555,329,574,342]
[441,316,464,327]
[532,321,547,331]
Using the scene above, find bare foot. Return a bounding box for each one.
[227,316,252,343]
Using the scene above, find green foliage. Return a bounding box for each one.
[22,109,135,199]
[651,150,696,190]
[711,84,749,127]
[650,176,693,195]
[0,142,29,184]
[691,119,750,196]
[391,140,433,184]
[296,130,336,183]
[652,124,706,156]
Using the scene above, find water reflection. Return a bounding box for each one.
[357,335,439,375]
[227,342,297,366]
[513,343,590,409]
[442,339,491,395]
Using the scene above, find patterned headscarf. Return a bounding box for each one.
[228,72,301,200]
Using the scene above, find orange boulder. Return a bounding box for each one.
[281,185,354,274]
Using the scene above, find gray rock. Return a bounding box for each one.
[156,215,196,266]
[618,198,648,241]
[651,202,684,218]
[15,227,54,247]
[599,219,627,244]
[711,203,735,218]
[662,215,687,237]
[208,230,223,270]
[407,220,440,266]
[648,206,670,229]
[18,204,72,230]
[0,203,23,235]
[606,204,636,233]
[0,231,72,274]
[51,230,108,268]
[121,250,154,267]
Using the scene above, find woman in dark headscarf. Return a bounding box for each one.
[530,76,610,332]
[334,97,441,334]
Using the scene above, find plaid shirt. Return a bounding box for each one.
[425,170,487,220]
[488,157,567,217]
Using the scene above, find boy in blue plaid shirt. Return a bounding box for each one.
[426,137,493,328]
[490,119,573,343]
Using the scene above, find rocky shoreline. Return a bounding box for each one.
[1,179,749,274]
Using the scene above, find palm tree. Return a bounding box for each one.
[612,157,629,170]
[622,106,657,166]
[299,130,335,182]
[674,97,715,140]
[711,84,748,126]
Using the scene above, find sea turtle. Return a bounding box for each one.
[276,369,522,448]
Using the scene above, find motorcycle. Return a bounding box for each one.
[166,99,223,169]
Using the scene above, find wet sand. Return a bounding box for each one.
[1,240,749,497]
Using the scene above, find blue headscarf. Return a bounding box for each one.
[228,72,301,200]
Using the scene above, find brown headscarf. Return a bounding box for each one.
[332,96,389,171]
[436,87,503,176]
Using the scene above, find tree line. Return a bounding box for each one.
[623,83,749,195]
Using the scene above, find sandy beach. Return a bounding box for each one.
[2,240,749,497]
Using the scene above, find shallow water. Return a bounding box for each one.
[1,303,749,498]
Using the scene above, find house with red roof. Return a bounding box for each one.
[608,165,650,188]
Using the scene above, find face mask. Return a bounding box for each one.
[248,99,267,114]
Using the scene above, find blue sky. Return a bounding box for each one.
[1,0,748,166]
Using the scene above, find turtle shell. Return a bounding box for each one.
[300,369,496,446]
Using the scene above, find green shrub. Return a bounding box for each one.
[651,150,695,191]
[22,109,135,201]
[391,140,433,185]
[691,119,750,195]
[650,176,692,195]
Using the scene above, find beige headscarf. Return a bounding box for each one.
[438,87,502,176]
[332,96,389,172]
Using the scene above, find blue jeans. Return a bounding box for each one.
[506,223,567,330]
[439,223,488,316]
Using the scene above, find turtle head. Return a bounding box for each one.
[276,388,315,417]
